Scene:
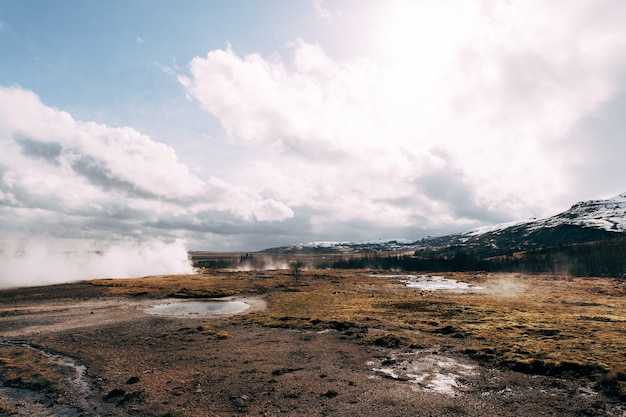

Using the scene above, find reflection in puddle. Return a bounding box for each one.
[145,300,250,316]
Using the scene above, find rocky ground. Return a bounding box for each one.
[0,274,625,417]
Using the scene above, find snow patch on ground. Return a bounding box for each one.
[375,274,482,291]
[402,275,482,291]
[370,350,477,395]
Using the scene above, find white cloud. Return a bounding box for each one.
[312,0,341,21]
[0,86,294,255]
[180,1,626,229]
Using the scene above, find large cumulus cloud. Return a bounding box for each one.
[179,0,626,234]
[0,86,293,249]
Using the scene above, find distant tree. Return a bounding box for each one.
[292,260,303,282]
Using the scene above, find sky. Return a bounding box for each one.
[2,0,626,268]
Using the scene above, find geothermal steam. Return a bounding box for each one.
[0,239,194,289]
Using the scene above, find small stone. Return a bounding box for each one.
[126,376,140,385]
[321,389,339,398]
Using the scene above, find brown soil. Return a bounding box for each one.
[0,271,625,417]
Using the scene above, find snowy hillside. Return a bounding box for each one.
[532,192,626,232]
[465,193,626,237]
[263,238,421,254]
[262,193,626,255]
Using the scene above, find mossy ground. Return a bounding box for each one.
[90,269,287,298]
[0,345,64,393]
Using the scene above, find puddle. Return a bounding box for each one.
[395,275,482,291]
[145,299,251,316]
[369,350,477,395]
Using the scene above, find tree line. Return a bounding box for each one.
[328,237,626,277]
[194,237,626,277]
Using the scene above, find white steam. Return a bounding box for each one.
[0,239,194,289]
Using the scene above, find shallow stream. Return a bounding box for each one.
[0,341,107,417]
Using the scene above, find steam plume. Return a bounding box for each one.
[0,239,194,289]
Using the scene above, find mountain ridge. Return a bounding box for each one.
[262,193,626,257]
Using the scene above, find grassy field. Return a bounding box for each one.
[90,269,626,400]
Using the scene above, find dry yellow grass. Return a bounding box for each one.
[91,270,293,298]
[90,269,626,399]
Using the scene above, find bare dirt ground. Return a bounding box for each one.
[0,270,625,416]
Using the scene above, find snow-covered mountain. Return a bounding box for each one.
[450,192,626,257]
[262,193,626,256]
[526,192,626,232]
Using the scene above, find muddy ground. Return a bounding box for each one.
[0,271,625,417]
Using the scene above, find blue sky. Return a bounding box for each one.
[1,1,310,146]
[2,0,626,268]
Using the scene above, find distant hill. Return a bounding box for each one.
[260,193,626,276]
[418,192,626,259]
[259,239,420,254]
[264,193,626,256]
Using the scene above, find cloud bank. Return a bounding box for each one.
[0,87,292,233]
[180,0,626,232]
